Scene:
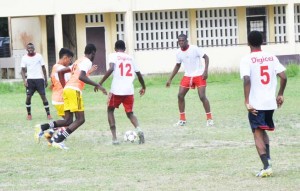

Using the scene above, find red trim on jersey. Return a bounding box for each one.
[181,45,189,51]
[251,49,262,53]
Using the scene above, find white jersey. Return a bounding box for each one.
[176,45,205,77]
[21,53,45,79]
[109,52,139,95]
[240,50,286,110]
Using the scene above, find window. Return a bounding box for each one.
[274,6,287,43]
[134,10,189,50]
[116,13,125,41]
[295,4,300,42]
[0,17,10,58]
[246,7,267,44]
[196,8,238,47]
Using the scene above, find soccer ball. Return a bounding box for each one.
[124,130,137,143]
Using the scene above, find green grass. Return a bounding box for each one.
[0,69,299,191]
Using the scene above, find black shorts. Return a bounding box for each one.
[248,110,275,133]
[26,79,46,96]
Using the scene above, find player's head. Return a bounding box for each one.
[84,44,97,61]
[26,43,35,55]
[248,31,263,47]
[177,34,188,49]
[59,48,74,66]
[115,40,126,51]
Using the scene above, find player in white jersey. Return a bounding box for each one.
[21,43,52,120]
[98,40,146,145]
[166,34,213,127]
[240,31,287,177]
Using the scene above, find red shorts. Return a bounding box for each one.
[107,93,134,113]
[180,75,206,89]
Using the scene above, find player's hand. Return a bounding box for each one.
[23,80,28,87]
[276,95,284,108]
[245,103,258,116]
[89,65,98,74]
[166,80,171,88]
[202,70,208,80]
[94,84,107,95]
[139,88,145,96]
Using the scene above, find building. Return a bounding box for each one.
[0,0,300,79]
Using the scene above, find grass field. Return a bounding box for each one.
[0,68,299,191]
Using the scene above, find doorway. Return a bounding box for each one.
[86,27,106,75]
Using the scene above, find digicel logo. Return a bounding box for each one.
[251,56,274,64]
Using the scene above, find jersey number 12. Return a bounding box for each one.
[119,63,132,76]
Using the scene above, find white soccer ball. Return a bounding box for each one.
[124,130,137,143]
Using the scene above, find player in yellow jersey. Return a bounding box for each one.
[35,44,107,149]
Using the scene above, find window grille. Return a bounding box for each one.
[274,6,287,43]
[134,10,189,50]
[85,14,104,23]
[116,13,125,41]
[295,4,300,42]
[196,8,238,47]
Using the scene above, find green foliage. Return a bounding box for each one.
[285,64,300,77]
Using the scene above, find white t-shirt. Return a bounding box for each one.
[21,53,45,79]
[176,45,205,77]
[240,50,286,110]
[109,52,139,95]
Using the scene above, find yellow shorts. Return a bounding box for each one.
[63,88,84,112]
[54,104,65,117]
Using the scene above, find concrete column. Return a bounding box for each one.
[286,2,296,52]
[189,9,197,45]
[53,13,63,62]
[124,10,134,56]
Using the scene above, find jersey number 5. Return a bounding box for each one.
[119,63,132,76]
[260,65,270,84]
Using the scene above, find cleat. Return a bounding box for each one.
[112,140,120,145]
[44,132,53,146]
[27,115,32,120]
[52,141,69,150]
[47,115,52,120]
[137,130,145,144]
[174,120,187,127]
[206,119,214,127]
[256,166,273,177]
[34,124,44,144]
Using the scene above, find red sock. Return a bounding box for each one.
[180,112,186,121]
[206,112,212,120]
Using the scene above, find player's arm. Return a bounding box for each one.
[276,71,287,108]
[166,63,181,87]
[79,71,107,94]
[202,54,209,80]
[98,63,114,85]
[42,65,48,87]
[136,71,146,96]
[21,67,27,87]
[243,75,257,115]
[58,67,71,87]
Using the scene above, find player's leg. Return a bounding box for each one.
[108,107,118,144]
[197,85,213,126]
[253,128,272,177]
[25,79,35,120]
[263,131,271,166]
[37,79,52,119]
[175,86,189,126]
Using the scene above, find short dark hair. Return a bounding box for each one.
[177,33,187,40]
[59,48,74,59]
[84,44,96,54]
[27,43,34,46]
[248,31,263,47]
[115,40,126,50]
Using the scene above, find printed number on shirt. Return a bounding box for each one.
[260,65,270,85]
[119,63,132,76]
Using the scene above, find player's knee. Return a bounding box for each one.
[178,93,185,100]
[199,95,207,102]
[126,112,133,118]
